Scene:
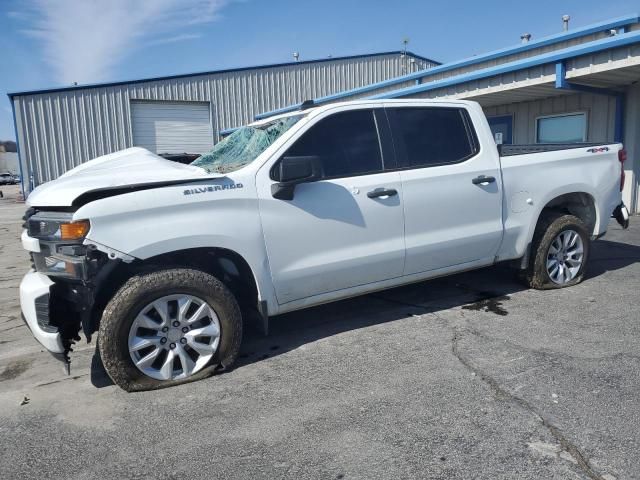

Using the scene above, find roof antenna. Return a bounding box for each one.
[562,14,570,31]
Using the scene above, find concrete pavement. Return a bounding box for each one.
[1,185,638,479]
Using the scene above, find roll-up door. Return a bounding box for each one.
[131,101,214,154]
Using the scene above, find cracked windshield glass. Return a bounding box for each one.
[192,115,303,173]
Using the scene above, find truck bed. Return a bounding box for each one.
[498,143,606,157]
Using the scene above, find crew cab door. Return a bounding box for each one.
[257,107,405,305]
[386,104,503,275]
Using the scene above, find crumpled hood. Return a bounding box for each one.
[27,147,217,207]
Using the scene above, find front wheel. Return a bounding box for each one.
[522,212,590,290]
[98,268,242,391]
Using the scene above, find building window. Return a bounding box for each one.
[536,113,587,143]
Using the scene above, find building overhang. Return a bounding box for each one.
[255,13,640,120]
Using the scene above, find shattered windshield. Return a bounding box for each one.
[192,115,303,174]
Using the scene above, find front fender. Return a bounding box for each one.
[73,180,278,314]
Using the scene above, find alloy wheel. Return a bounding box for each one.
[128,294,220,381]
[546,229,584,285]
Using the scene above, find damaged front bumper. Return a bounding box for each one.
[19,222,119,371]
[19,270,65,355]
[20,266,105,373]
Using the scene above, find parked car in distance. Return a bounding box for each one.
[0,172,16,185]
[19,99,630,391]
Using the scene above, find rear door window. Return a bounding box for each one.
[387,107,478,168]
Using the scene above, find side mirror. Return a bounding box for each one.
[272,156,322,200]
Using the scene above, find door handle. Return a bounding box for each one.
[367,188,398,198]
[472,175,496,185]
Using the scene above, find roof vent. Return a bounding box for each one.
[562,15,570,31]
[520,33,532,44]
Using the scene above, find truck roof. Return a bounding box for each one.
[250,98,480,126]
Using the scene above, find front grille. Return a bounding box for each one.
[34,293,57,333]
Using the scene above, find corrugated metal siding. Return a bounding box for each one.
[483,92,617,144]
[13,53,434,188]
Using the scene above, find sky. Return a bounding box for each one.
[0,0,638,141]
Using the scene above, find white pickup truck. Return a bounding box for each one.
[19,99,630,391]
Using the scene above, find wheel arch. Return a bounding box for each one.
[90,247,268,335]
[538,191,598,235]
[518,190,597,269]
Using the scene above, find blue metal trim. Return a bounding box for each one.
[555,62,568,88]
[255,13,639,119]
[254,103,304,121]
[9,99,26,196]
[219,127,239,136]
[7,51,439,99]
[368,30,640,100]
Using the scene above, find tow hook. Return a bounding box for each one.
[612,202,630,229]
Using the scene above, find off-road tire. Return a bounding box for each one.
[521,212,590,290]
[98,268,242,392]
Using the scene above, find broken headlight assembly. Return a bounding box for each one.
[27,212,91,279]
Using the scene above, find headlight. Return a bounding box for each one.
[27,212,91,279]
[28,213,90,241]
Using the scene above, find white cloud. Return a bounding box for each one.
[17,0,231,85]
[148,33,203,46]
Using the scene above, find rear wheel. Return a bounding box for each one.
[99,268,242,391]
[522,212,590,290]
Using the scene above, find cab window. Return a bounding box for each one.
[387,107,478,168]
[284,109,384,179]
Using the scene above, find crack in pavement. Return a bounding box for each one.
[456,317,640,364]
[451,326,605,480]
[371,293,607,480]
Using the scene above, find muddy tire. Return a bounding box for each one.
[521,212,590,290]
[98,268,242,392]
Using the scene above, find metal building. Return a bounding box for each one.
[8,51,437,193]
[258,14,640,213]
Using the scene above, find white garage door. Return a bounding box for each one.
[131,101,214,154]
